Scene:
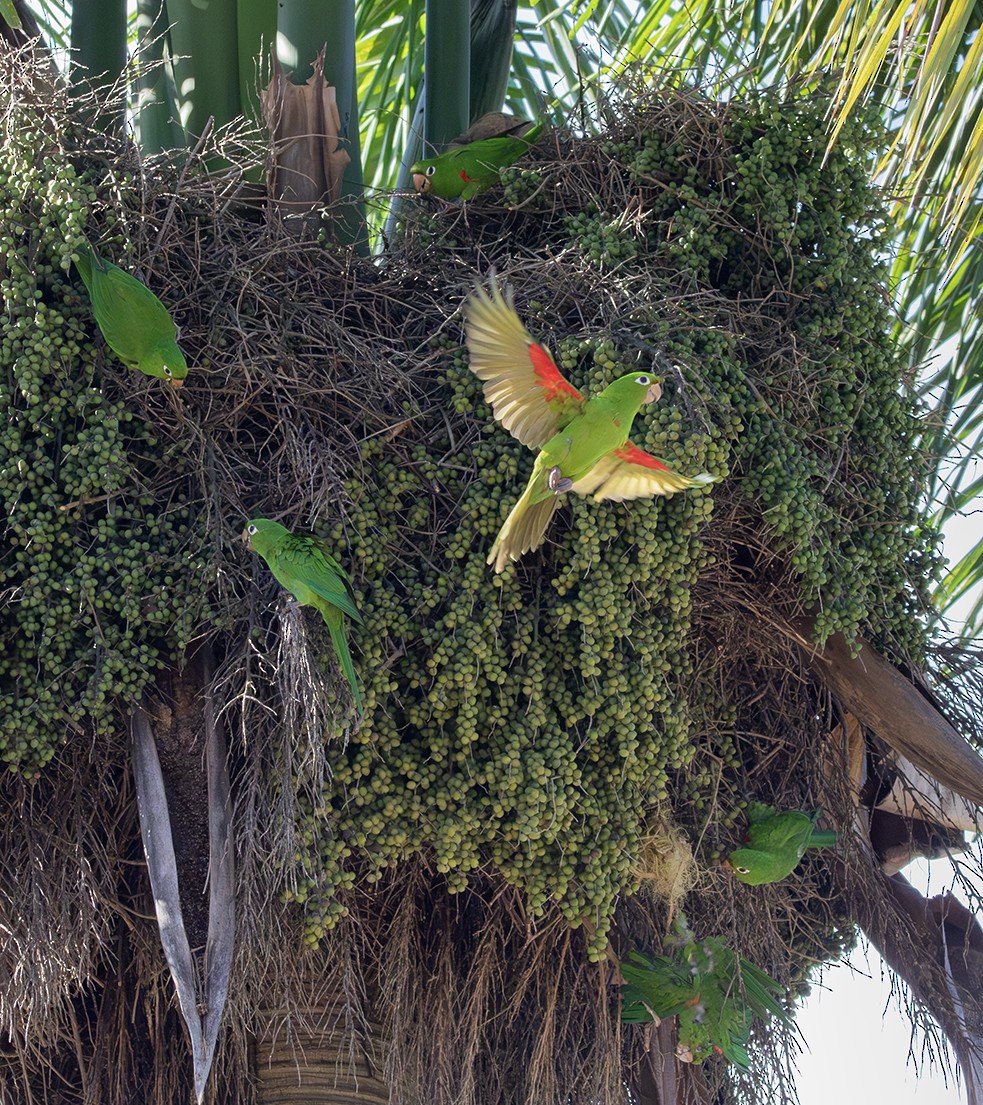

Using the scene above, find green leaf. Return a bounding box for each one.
[0,0,22,31]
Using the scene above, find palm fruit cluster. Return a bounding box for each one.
[284,338,722,952]
[284,89,937,954]
[0,114,206,773]
[0,79,939,974]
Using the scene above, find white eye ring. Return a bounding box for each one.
[247,524,258,535]
[163,365,173,376]
[426,165,436,176]
[735,866,749,874]
[635,374,651,385]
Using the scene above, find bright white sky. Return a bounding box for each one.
[796,858,972,1105]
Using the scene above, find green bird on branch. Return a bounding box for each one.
[244,518,363,712]
[410,119,543,200]
[620,924,793,1070]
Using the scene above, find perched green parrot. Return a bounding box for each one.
[410,119,543,200]
[464,277,715,572]
[724,803,839,885]
[243,518,363,711]
[75,240,188,386]
[620,933,792,1069]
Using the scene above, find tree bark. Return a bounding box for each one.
[254,985,390,1105]
[792,618,983,807]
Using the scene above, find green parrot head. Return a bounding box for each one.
[411,157,441,195]
[722,846,776,885]
[243,517,289,556]
[143,339,189,387]
[598,371,663,412]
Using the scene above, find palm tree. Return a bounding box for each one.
[1,3,982,1104]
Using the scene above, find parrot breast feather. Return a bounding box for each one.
[465,279,585,449]
[571,442,716,502]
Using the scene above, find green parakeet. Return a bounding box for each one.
[724,803,839,885]
[410,120,543,200]
[75,240,188,386]
[243,518,363,711]
[620,934,792,1070]
[464,277,715,572]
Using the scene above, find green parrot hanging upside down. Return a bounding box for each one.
[410,119,543,200]
[243,518,363,712]
[464,276,715,572]
[723,803,839,885]
[75,239,188,386]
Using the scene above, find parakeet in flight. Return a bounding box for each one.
[724,803,838,885]
[244,518,363,711]
[620,933,792,1069]
[75,240,188,386]
[411,119,543,200]
[464,277,715,572]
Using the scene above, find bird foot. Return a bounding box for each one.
[547,466,573,494]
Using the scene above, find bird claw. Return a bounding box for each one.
[547,466,573,494]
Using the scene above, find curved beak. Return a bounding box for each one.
[644,381,663,404]
[170,377,184,388]
[412,173,431,195]
[241,527,251,546]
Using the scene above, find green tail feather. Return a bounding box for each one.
[327,619,362,713]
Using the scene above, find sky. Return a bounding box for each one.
[796,859,972,1105]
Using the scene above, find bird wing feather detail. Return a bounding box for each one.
[276,538,362,623]
[570,442,716,502]
[466,279,586,449]
[79,246,178,366]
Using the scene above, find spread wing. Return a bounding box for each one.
[276,536,362,624]
[465,277,586,449]
[570,442,716,502]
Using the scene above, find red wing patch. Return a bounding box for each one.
[614,442,672,472]
[458,169,474,182]
[529,342,583,403]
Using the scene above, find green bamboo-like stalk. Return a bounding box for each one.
[422,0,470,151]
[69,0,126,132]
[237,0,277,127]
[338,65,369,254]
[278,0,347,82]
[166,0,242,142]
[276,0,367,252]
[70,0,126,86]
[133,0,183,154]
